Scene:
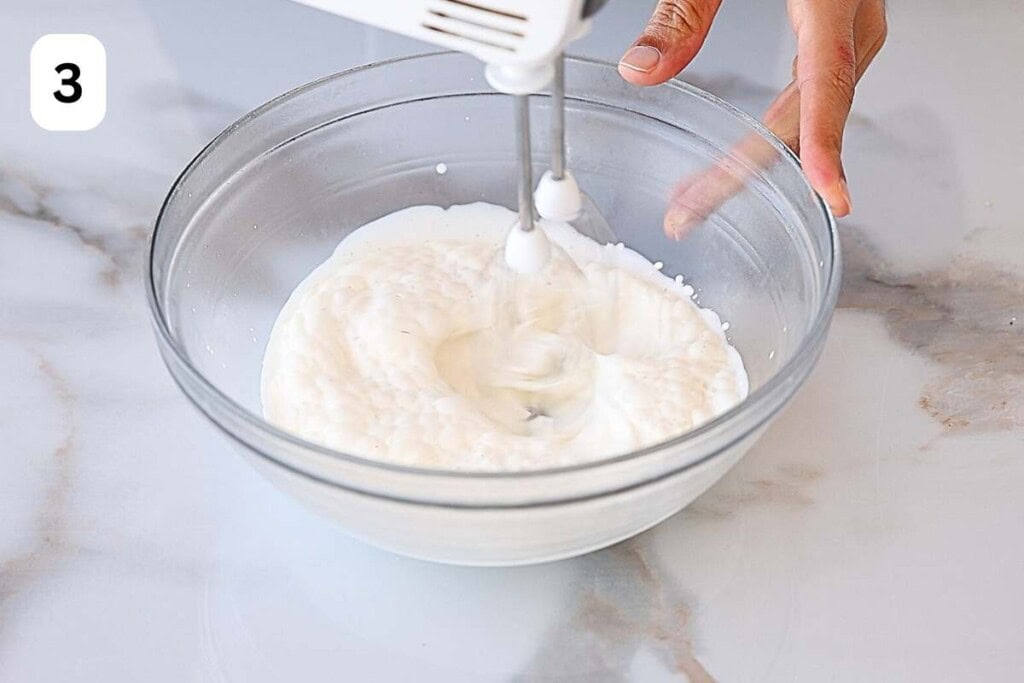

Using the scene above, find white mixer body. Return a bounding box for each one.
[291,0,590,92]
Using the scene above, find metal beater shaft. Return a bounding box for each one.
[514,94,536,233]
[551,53,566,181]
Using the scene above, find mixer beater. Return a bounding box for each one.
[288,0,612,270]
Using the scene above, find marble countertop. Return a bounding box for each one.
[2,0,1021,680]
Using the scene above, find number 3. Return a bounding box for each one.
[53,62,82,103]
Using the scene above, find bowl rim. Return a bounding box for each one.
[147,51,839,483]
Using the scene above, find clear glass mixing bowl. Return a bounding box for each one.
[148,53,839,565]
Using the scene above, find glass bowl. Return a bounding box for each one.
[147,53,839,566]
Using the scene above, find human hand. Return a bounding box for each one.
[618,0,887,227]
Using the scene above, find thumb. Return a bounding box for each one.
[619,0,723,86]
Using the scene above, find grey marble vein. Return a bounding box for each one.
[840,226,1024,434]
[0,351,75,627]
[0,169,150,288]
[514,541,713,682]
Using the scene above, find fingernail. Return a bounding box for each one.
[619,45,661,74]
[665,205,702,239]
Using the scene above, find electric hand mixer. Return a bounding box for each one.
[291,0,614,272]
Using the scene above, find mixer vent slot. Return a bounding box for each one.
[423,0,528,52]
[441,0,527,21]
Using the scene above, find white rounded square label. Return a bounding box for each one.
[30,34,106,131]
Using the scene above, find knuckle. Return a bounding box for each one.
[829,64,857,103]
[650,0,708,39]
[799,41,858,106]
[834,40,858,75]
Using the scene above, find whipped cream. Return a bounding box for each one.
[261,203,748,471]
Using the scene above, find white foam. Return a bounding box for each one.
[261,203,749,471]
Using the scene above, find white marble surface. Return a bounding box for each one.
[2,0,1022,680]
